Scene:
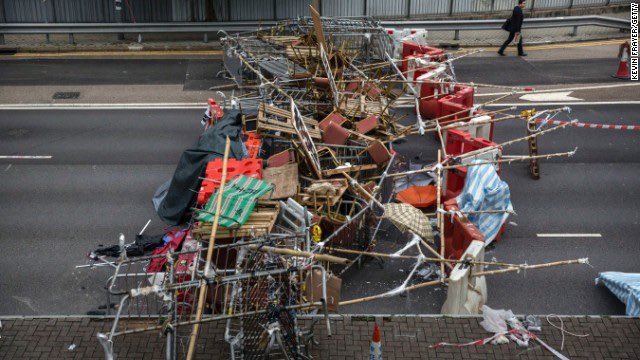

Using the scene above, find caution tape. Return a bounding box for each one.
[536,119,640,131]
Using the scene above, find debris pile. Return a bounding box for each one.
[82,8,589,360]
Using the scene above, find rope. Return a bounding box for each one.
[545,314,590,351]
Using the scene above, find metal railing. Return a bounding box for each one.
[0,15,629,45]
[0,0,631,23]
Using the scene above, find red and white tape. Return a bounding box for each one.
[536,119,640,131]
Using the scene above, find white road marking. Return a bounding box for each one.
[4,164,12,171]
[476,83,640,97]
[0,103,205,110]
[485,101,640,106]
[519,91,583,102]
[0,155,52,159]
[537,233,602,238]
[1,100,638,111]
[393,100,640,108]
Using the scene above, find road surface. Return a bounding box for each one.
[0,49,637,315]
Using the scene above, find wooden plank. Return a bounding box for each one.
[322,164,378,177]
[193,208,279,239]
[261,162,299,200]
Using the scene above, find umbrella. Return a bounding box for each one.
[383,203,434,242]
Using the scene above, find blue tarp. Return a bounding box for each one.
[456,161,513,245]
[596,272,640,316]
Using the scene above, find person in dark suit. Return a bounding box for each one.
[498,0,527,56]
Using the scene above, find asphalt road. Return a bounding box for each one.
[0,109,203,315]
[0,55,638,316]
[0,58,230,90]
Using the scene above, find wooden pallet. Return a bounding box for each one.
[192,206,279,239]
[257,103,322,139]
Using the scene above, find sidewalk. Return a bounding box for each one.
[1,315,638,359]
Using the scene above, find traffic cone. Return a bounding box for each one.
[613,42,630,79]
[369,323,382,360]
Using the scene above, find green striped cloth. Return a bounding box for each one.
[197,175,273,228]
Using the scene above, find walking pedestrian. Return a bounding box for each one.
[498,0,527,57]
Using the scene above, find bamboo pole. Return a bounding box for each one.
[246,244,351,265]
[336,78,532,91]
[339,258,587,307]
[358,49,481,72]
[375,148,576,181]
[457,120,575,162]
[185,137,231,360]
[328,247,520,268]
[473,258,587,277]
[436,150,445,278]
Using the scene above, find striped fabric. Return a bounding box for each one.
[596,272,640,316]
[197,176,273,228]
[455,161,513,245]
[536,119,640,131]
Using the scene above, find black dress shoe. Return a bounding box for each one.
[498,51,506,56]
[518,53,528,56]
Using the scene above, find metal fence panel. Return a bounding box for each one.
[172,0,208,21]
[2,0,52,22]
[229,0,275,20]
[51,0,115,22]
[534,0,572,9]
[494,0,518,11]
[368,0,408,18]
[410,0,451,15]
[453,0,492,14]
[275,0,311,20]
[572,0,608,6]
[321,0,365,17]
[122,0,172,22]
[0,0,631,23]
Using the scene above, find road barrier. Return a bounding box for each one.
[197,157,263,205]
[0,16,629,45]
[444,129,501,199]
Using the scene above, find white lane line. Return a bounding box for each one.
[476,83,640,97]
[484,101,640,106]
[537,233,602,238]
[1,100,637,111]
[0,103,205,110]
[394,100,640,108]
[0,155,52,159]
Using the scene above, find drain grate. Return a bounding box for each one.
[52,91,80,99]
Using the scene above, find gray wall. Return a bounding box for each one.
[0,0,630,22]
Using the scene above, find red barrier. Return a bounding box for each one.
[401,41,445,72]
[438,95,469,121]
[443,198,485,261]
[244,132,262,159]
[197,158,263,205]
[444,129,500,199]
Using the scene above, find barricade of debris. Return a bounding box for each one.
[81,8,589,360]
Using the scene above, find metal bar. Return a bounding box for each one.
[0,16,630,35]
[448,0,454,16]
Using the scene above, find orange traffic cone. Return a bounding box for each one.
[369,323,382,360]
[613,41,630,79]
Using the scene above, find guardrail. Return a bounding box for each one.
[0,15,629,45]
